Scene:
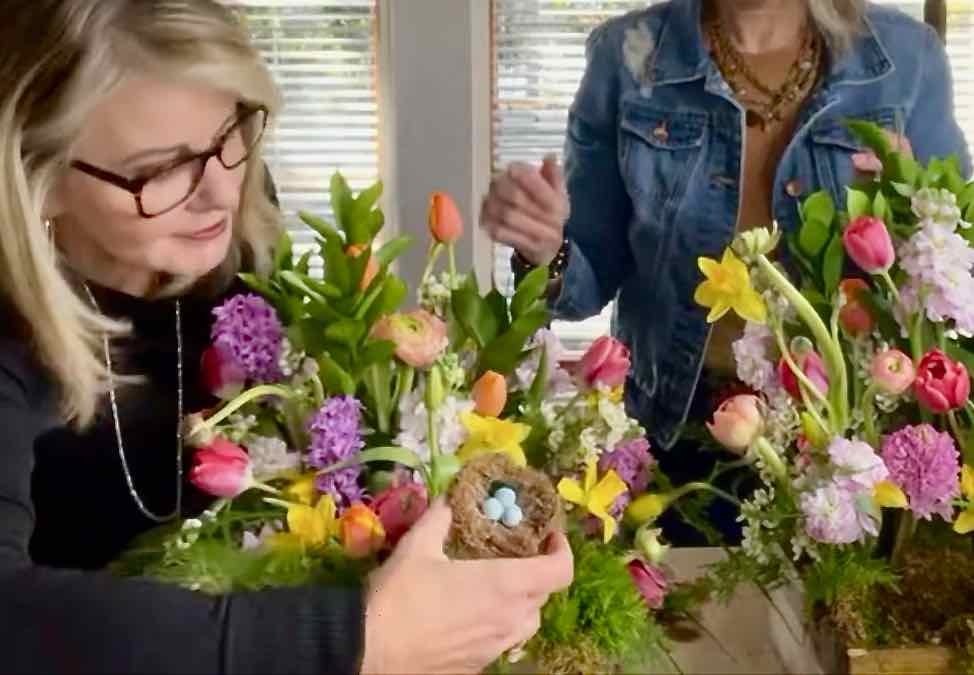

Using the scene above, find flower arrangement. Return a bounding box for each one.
[689,121,974,656]
[113,174,716,673]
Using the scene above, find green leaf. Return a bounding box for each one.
[321,237,352,294]
[478,309,549,375]
[958,183,974,211]
[295,250,314,275]
[822,235,845,297]
[942,157,966,195]
[298,211,342,245]
[330,172,355,235]
[886,154,920,186]
[273,230,294,271]
[845,120,891,159]
[890,182,915,198]
[946,343,974,376]
[374,235,413,268]
[846,189,871,219]
[798,218,830,257]
[318,446,424,475]
[511,265,549,320]
[365,210,385,239]
[873,191,888,222]
[324,319,366,348]
[452,287,501,349]
[364,277,408,327]
[527,343,549,410]
[484,288,511,334]
[801,191,836,227]
[280,271,330,304]
[358,340,397,370]
[318,352,356,395]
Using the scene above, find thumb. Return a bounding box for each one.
[399,497,453,555]
[540,153,565,194]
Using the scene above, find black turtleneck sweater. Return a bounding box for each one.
[0,282,365,674]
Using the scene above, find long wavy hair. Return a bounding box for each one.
[0,0,283,426]
[808,0,868,53]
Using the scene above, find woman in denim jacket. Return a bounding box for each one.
[481,0,970,544]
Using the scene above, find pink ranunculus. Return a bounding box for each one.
[200,343,247,400]
[843,216,895,274]
[189,437,254,498]
[779,351,829,399]
[370,481,429,548]
[914,349,970,413]
[579,336,630,389]
[706,394,763,455]
[370,309,448,369]
[870,349,915,396]
[627,559,669,610]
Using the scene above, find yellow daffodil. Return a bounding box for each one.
[456,412,530,466]
[693,249,767,324]
[557,458,628,543]
[873,480,908,509]
[283,472,318,506]
[953,466,974,534]
[286,494,339,548]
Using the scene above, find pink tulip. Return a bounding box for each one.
[340,503,386,559]
[779,351,829,399]
[370,309,448,369]
[579,336,630,389]
[370,482,429,548]
[870,349,915,395]
[706,394,763,454]
[200,344,247,400]
[627,559,668,610]
[189,437,254,498]
[915,349,970,413]
[843,216,895,274]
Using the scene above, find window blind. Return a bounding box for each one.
[491,0,974,352]
[231,0,379,257]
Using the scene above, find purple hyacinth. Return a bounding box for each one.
[307,396,366,509]
[882,424,960,521]
[599,438,656,516]
[211,294,284,383]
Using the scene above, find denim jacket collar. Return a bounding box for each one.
[649,0,896,90]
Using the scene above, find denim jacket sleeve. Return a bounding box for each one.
[551,25,635,321]
[907,25,972,177]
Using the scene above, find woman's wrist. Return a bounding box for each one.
[512,240,570,294]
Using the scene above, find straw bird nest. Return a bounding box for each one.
[448,453,563,559]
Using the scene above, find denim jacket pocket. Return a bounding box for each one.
[808,106,901,204]
[619,102,707,213]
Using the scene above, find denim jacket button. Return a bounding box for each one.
[785,179,803,198]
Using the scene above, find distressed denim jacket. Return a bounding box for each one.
[552,0,971,449]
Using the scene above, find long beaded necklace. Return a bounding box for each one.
[709,16,823,130]
[83,283,184,523]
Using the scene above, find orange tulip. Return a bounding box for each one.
[838,278,875,338]
[339,503,386,559]
[472,370,507,417]
[428,192,463,243]
[346,244,379,290]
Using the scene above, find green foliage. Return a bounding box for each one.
[534,533,663,667]
[803,545,898,610]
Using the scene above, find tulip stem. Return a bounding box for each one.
[861,383,880,448]
[891,511,916,567]
[879,271,900,303]
[758,255,849,433]
[253,482,281,496]
[193,385,294,434]
[447,243,458,288]
[752,437,789,483]
[421,242,445,289]
[947,411,970,462]
[772,323,833,434]
[310,374,325,408]
[671,482,742,508]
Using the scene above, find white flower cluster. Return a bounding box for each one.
[739,486,777,565]
[514,329,574,396]
[248,435,301,481]
[395,383,474,461]
[224,413,258,444]
[418,272,461,317]
[277,337,305,378]
[436,352,466,391]
[544,388,643,471]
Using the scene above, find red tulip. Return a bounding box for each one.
[627,559,668,610]
[843,216,895,274]
[189,437,254,498]
[779,351,829,399]
[838,278,875,338]
[579,336,630,389]
[428,192,463,243]
[370,482,429,547]
[200,344,247,400]
[914,349,970,413]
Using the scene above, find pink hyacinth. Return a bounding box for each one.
[881,424,961,521]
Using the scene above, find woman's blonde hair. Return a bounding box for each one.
[808,0,868,54]
[1,0,283,427]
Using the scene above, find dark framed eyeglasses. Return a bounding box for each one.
[70,104,269,218]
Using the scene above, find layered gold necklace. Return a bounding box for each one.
[708,16,823,130]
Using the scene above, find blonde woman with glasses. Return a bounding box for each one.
[0,2,572,673]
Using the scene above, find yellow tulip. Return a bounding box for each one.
[954,466,974,535]
[693,249,767,324]
[557,458,628,544]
